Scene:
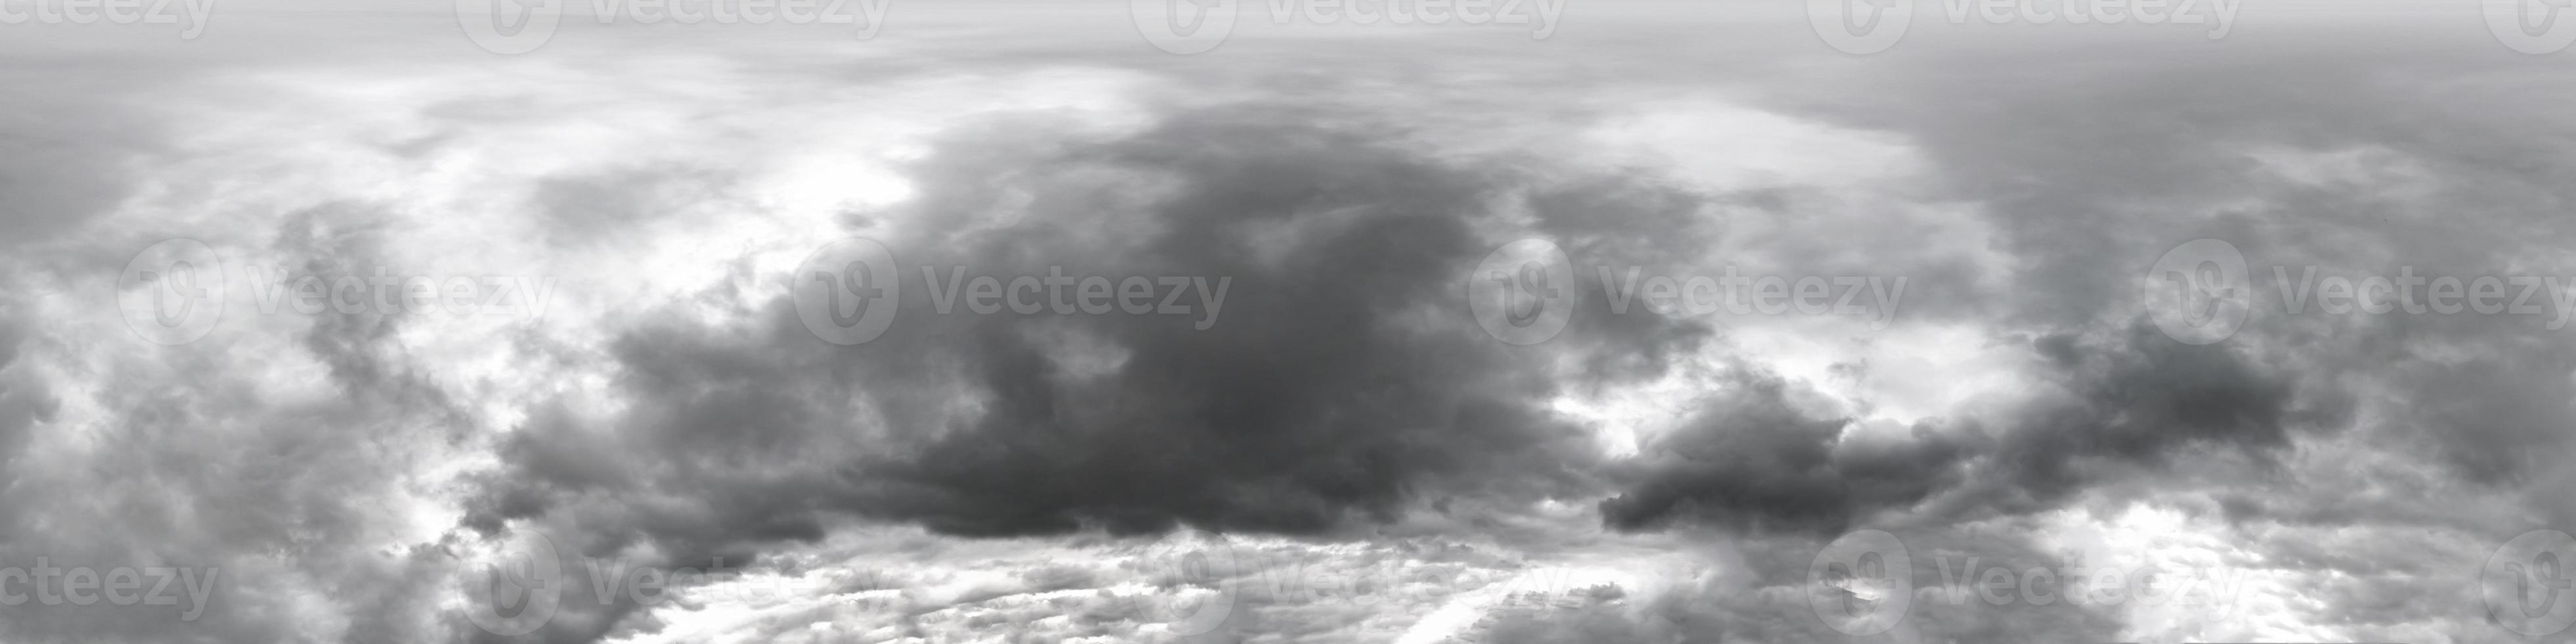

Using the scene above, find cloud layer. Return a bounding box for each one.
[1,7,2573,643]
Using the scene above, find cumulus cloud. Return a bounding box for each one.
[5,6,2576,644]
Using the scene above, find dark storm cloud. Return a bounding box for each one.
[1599,320,2299,534]
[468,105,1713,531]
[456,40,2545,642]
[1596,364,1973,534]
[11,7,2576,643]
[457,101,1720,641]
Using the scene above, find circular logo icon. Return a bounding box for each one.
[457,0,563,55]
[1132,0,1239,55]
[1132,529,1241,635]
[118,238,225,346]
[2485,529,2576,636]
[463,528,563,636]
[2487,0,2576,55]
[1808,0,1914,55]
[1469,238,1575,346]
[1809,529,1912,635]
[794,237,902,346]
[2144,238,2251,346]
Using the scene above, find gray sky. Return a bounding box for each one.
[2,1,2574,643]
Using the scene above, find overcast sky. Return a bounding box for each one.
[6,1,2576,643]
